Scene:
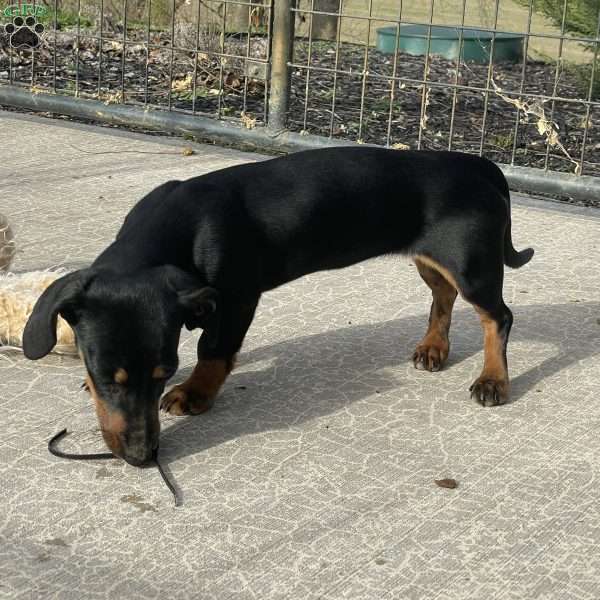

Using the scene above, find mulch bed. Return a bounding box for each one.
[1,28,599,185]
[290,40,599,179]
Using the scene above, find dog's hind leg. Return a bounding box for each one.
[468,301,513,407]
[161,295,259,416]
[413,253,513,406]
[412,258,458,372]
[455,253,513,407]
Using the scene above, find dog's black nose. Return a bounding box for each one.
[121,428,159,467]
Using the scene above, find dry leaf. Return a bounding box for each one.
[102,91,123,105]
[171,74,193,93]
[434,478,458,489]
[241,112,256,129]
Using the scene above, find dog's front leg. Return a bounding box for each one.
[160,296,259,416]
[160,358,233,416]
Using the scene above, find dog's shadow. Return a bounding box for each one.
[159,301,600,466]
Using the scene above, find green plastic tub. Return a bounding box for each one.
[376,25,524,63]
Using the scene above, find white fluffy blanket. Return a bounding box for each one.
[0,214,77,354]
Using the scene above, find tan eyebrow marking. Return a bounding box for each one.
[114,368,128,385]
[152,366,167,380]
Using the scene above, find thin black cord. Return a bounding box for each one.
[48,429,182,507]
[153,449,182,508]
[49,429,114,460]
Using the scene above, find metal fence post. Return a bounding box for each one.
[268,0,295,131]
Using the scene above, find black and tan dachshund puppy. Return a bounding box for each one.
[23,147,533,466]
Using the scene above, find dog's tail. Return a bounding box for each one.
[0,214,16,272]
[504,221,534,269]
[483,160,534,269]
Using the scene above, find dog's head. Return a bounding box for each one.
[23,266,219,466]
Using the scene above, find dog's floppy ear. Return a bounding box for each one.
[22,270,91,360]
[177,287,220,348]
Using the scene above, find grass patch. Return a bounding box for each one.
[295,0,593,64]
[567,61,600,100]
[37,9,94,29]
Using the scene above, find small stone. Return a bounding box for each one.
[435,478,458,489]
[182,147,195,156]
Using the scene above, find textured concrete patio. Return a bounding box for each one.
[1,111,600,599]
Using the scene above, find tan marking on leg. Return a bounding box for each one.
[470,309,509,406]
[186,358,233,398]
[476,309,509,382]
[86,373,126,455]
[160,356,236,416]
[413,255,460,294]
[413,257,458,372]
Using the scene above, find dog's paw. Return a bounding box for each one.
[160,386,215,416]
[469,378,509,407]
[412,343,447,372]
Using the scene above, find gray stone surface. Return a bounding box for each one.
[1,111,600,600]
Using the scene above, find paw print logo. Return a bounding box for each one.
[4,15,44,49]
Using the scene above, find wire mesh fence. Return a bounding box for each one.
[1,0,599,179]
[1,0,272,121]
[290,0,600,176]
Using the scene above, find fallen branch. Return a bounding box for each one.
[491,78,581,175]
